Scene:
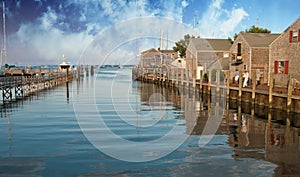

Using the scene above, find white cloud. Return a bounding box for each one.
[8,9,93,64]
[213,0,222,9]
[81,17,195,65]
[182,0,189,8]
[6,0,193,64]
[199,0,248,38]
[40,7,58,30]
[220,8,248,36]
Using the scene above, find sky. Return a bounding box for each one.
[0,0,299,65]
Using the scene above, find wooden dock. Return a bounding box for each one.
[132,67,300,114]
[0,73,71,103]
[0,65,94,104]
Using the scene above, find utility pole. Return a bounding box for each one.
[1,0,7,68]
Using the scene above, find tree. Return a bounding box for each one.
[245,25,271,33]
[173,34,195,58]
[230,25,271,41]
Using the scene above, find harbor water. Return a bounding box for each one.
[0,67,299,176]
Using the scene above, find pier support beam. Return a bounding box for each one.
[287,74,293,113]
[2,87,12,102]
[208,70,212,93]
[238,70,242,101]
[216,70,220,93]
[251,70,256,104]
[269,73,274,108]
[176,68,179,86]
[199,70,203,94]
[186,68,189,87]
[226,71,230,99]
[181,69,184,86]
[192,70,196,92]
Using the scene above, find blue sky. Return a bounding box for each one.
[1,0,299,65]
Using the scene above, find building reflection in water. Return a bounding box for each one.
[137,82,300,176]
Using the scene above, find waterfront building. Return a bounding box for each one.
[186,38,232,80]
[139,48,177,68]
[229,32,280,84]
[158,48,178,59]
[269,17,300,87]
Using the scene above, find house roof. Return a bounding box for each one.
[141,48,158,54]
[271,16,300,46]
[283,16,300,33]
[190,38,232,51]
[240,33,280,47]
[160,49,176,53]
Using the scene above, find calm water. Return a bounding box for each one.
[0,68,299,177]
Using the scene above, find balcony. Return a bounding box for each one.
[231,54,243,66]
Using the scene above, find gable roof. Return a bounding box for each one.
[240,32,280,47]
[271,16,300,46]
[283,16,300,33]
[141,48,158,54]
[190,38,232,51]
[160,49,176,53]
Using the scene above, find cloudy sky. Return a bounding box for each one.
[1,0,299,65]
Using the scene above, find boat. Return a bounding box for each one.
[59,54,71,69]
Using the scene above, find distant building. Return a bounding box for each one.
[186,38,232,79]
[139,48,177,69]
[269,17,300,87]
[158,48,178,59]
[229,32,280,84]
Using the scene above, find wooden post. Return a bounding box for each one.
[176,68,179,86]
[268,111,272,127]
[199,70,203,93]
[165,67,168,86]
[192,69,196,91]
[181,68,184,86]
[238,70,242,101]
[287,74,293,113]
[269,72,273,108]
[251,70,256,104]
[226,70,230,99]
[186,68,189,87]
[170,68,173,88]
[171,68,174,88]
[216,70,220,93]
[208,70,212,93]
[237,102,242,133]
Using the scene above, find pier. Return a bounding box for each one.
[132,67,300,116]
[0,72,71,104]
[0,65,94,104]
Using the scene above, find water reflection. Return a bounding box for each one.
[137,82,300,176]
[0,71,299,176]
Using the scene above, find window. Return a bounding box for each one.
[274,60,289,74]
[243,64,247,70]
[237,43,242,56]
[289,29,300,43]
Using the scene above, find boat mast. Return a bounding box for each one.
[1,0,6,67]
